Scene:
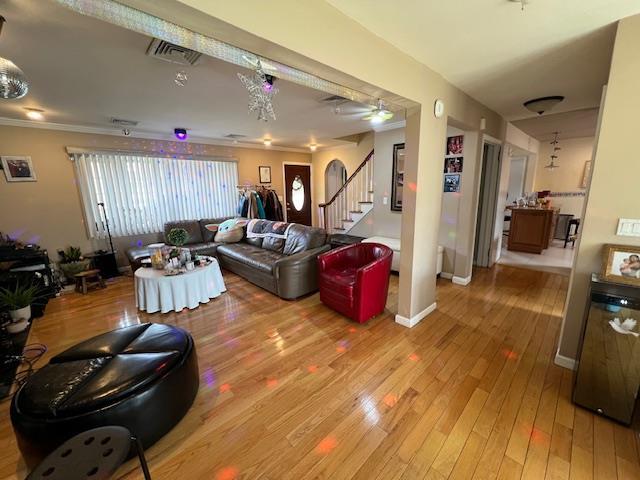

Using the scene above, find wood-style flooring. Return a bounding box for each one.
[1,265,639,480]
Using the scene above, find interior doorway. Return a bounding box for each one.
[284,163,312,225]
[324,159,347,202]
[473,141,502,267]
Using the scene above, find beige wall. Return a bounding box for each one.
[310,132,374,226]
[0,125,309,265]
[558,15,640,362]
[533,136,594,217]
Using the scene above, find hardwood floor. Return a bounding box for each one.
[1,265,639,479]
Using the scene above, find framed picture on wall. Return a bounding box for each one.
[1,156,37,182]
[581,160,592,189]
[391,143,405,212]
[444,156,463,173]
[601,244,640,286]
[446,135,464,155]
[444,174,460,193]
[258,165,271,184]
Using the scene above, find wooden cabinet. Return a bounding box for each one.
[508,208,559,254]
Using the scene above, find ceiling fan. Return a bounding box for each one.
[362,99,394,124]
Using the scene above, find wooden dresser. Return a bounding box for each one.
[508,207,559,254]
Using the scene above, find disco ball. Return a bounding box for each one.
[0,57,29,99]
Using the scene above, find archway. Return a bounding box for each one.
[324,159,347,202]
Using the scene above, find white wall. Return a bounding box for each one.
[506,156,527,205]
[350,127,405,238]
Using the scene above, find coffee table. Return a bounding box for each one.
[134,257,226,313]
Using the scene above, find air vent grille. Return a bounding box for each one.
[111,118,138,127]
[146,39,202,66]
[224,134,247,139]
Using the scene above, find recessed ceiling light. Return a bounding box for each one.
[25,108,44,121]
[309,144,317,152]
[263,138,272,147]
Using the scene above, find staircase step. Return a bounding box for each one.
[350,210,363,214]
[359,201,373,204]
[341,219,352,222]
[333,227,346,231]
[368,190,374,194]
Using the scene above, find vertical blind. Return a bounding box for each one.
[72,151,238,238]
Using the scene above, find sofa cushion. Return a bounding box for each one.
[187,242,219,257]
[283,224,327,255]
[262,236,285,253]
[164,220,203,245]
[217,244,284,273]
[215,227,244,243]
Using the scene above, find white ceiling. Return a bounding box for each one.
[0,0,387,150]
[326,0,640,120]
[512,108,599,141]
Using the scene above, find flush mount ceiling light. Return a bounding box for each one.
[545,131,561,170]
[25,108,44,120]
[523,96,565,115]
[238,60,278,122]
[363,100,394,124]
[309,143,317,152]
[0,16,29,99]
[263,138,272,147]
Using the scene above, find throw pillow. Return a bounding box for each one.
[204,224,219,233]
[215,226,243,243]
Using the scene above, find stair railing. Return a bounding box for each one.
[319,150,374,233]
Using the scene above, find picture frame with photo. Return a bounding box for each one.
[444,156,463,173]
[446,135,464,155]
[444,173,460,193]
[601,244,640,286]
[1,156,37,182]
[390,143,405,212]
[258,165,271,184]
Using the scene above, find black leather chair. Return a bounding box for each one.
[11,323,199,468]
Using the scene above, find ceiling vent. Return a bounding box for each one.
[224,134,247,139]
[146,39,202,66]
[111,117,138,127]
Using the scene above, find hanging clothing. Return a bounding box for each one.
[254,192,266,219]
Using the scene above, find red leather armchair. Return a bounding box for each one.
[318,243,393,323]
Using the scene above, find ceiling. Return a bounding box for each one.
[0,0,393,150]
[512,108,599,141]
[326,0,640,120]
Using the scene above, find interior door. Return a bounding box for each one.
[473,142,502,267]
[284,164,312,225]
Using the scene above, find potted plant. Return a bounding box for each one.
[166,228,189,260]
[0,283,41,334]
[58,246,90,283]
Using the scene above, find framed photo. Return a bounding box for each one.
[444,173,460,193]
[258,165,271,184]
[446,135,464,155]
[601,244,640,286]
[444,156,463,173]
[391,143,405,212]
[1,156,37,182]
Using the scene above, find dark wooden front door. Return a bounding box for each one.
[284,164,312,225]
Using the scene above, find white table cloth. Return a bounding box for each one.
[135,257,226,313]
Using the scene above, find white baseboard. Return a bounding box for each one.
[452,275,472,286]
[440,272,453,280]
[395,302,437,328]
[554,349,576,370]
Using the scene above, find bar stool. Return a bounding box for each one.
[26,426,151,480]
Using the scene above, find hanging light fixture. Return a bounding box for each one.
[523,96,565,115]
[0,16,29,100]
[545,132,561,170]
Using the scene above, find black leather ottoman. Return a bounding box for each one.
[11,323,199,467]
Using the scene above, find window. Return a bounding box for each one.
[71,150,238,238]
[291,175,305,211]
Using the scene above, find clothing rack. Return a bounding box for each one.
[236,184,284,221]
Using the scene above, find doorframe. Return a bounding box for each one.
[282,161,313,223]
[472,134,503,268]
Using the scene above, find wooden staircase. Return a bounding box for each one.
[319,150,374,234]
